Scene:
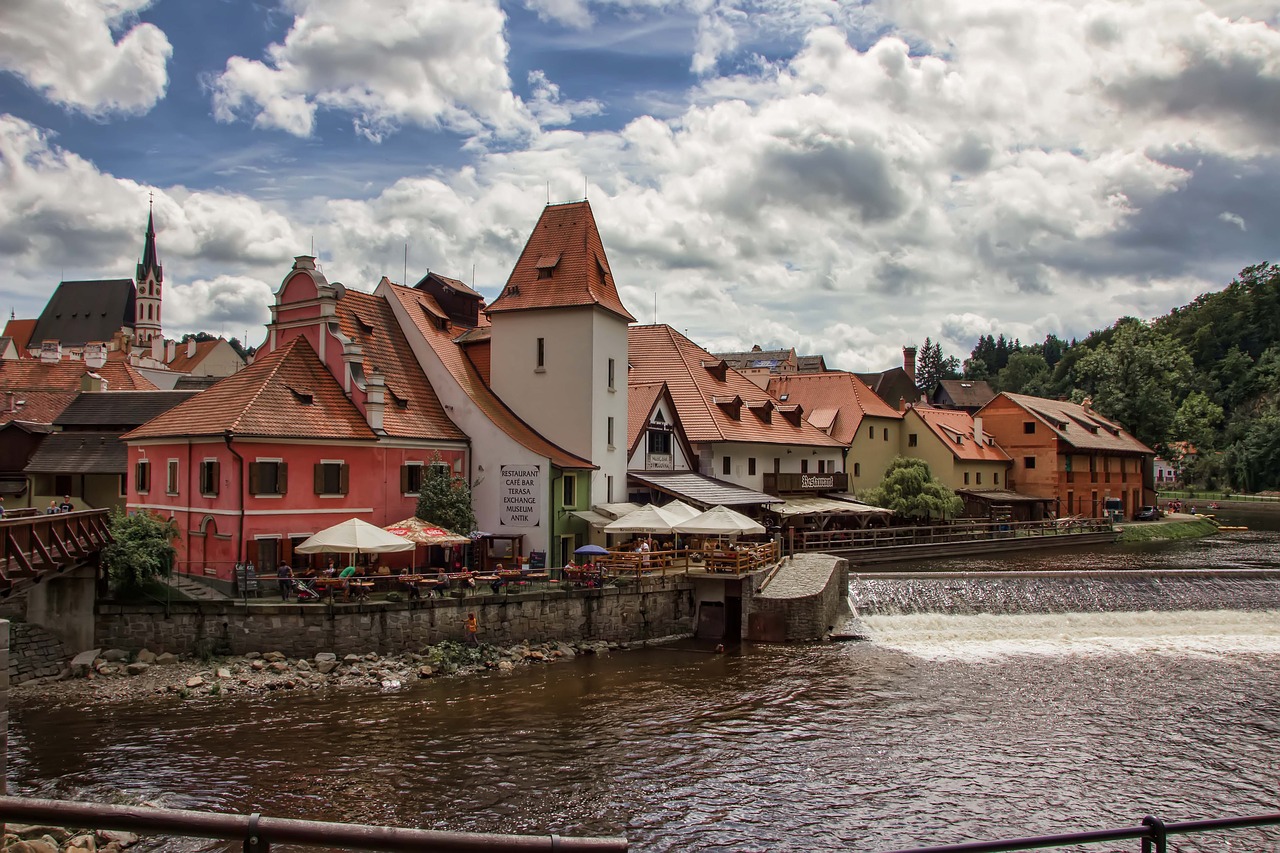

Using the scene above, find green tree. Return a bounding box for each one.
[416,455,476,534]
[915,337,961,395]
[994,351,1050,395]
[101,509,178,593]
[1074,320,1194,449]
[862,457,964,520]
[1223,403,1280,492]
[1170,391,1224,455]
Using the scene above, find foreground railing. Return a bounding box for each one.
[792,517,1114,553]
[0,509,112,594]
[0,796,627,852]
[879,811,1280,853]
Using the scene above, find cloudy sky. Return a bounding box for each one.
[2,0,1279,371]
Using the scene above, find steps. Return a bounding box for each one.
[163,573,229,601]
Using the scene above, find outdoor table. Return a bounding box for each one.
[312,577,344,598]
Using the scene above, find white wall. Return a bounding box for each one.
[699,441,844,490]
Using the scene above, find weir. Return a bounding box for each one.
[850,570,1280,617]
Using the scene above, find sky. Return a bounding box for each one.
[2,0,1280,372]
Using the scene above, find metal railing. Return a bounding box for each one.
[879,811,1280,853]
[791,517,1114,553]
[0,796,627,852]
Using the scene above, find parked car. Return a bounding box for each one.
[1134,506,1158,521]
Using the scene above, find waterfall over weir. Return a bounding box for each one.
[851,571,1280,617]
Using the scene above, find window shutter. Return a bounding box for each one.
[279,462,288,494]
[314,463,324,494]
[400,464,410,494]
[211,461,220,495]
[339,463,349,496]
[248,462,261,495]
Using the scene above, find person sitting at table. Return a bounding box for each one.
[489,574,505,594]
[399,568,421,600]
[427,574,449,597]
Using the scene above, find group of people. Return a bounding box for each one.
[45,496,75,514]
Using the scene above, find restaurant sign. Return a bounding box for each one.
[499,464,541,527]
[763,471,850,495]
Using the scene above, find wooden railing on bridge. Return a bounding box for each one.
[790,517,1114,553]
[0,509,113,595]
[596,541,780,578]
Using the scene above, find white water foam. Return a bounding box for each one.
[861,608,1280,661]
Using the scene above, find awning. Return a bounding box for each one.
[0,477,28,496]
[570,510,617,529]
[24,431,124,474]
[957,489,1054,504]
[769,495,893,517]
[629,471,782,508]
[570,502,647,528]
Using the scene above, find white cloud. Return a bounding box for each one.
[1219,211,1248,230]
[527,70,604,127]
[209,0,536,140]
[0,0,171,116]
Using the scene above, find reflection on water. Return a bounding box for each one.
[9,529,1280,852]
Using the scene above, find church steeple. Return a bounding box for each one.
[134,198,163,347]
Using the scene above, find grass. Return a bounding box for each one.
[1156,490,1280,502]
[1116,519,1220,543]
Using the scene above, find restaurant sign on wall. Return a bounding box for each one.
[500,464,541,527]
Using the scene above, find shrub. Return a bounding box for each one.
[101,509,178,594]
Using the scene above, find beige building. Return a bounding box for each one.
[901,405,1012,492]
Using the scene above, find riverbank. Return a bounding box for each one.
[1115,517,1220,543]
[9,636,654,708]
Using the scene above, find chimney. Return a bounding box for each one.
[39,341,61,363]
[973,416,984,445]
[1081,397,1093,413]
[365,369,386,433]
[166,340,176,362]
[80,371,107,392]
[151,335,163,362]
[187,338,197,358]
[6,391,15,413]
[903,346,917,383]
[84,343,107,370]
[898,396,907,413]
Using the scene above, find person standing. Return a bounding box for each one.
[58,495,74,513]
[277,562,294,601]
[464,612,479,645]
[46,500,59,515]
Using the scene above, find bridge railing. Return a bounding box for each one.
[0,509,112,595]
[790,517,1113,553]
[0,796,627,852]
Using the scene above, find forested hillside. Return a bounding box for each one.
[917,263,1280,492]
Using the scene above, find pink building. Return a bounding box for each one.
[123,258,468,587]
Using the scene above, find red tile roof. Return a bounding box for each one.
[123,335,377,441]
[988,393,1153,454]
[908,405,1011,463]
[166,339,224,373]
[767,372,901,445]
[387,283,594,469]
[0,354,157,392]
[0,391,78,426]
[628,381,666,453]
[334,288,467,442]
[486,201,636,323]
[629,325,843,448]
[2,319,35,354]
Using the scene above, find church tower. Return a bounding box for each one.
[134,203,163,347]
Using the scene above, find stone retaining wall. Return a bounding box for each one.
[8,621,70,685]
[749,555,849,642]
[96,580,697,656]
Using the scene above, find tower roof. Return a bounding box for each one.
[486,200,635,322]
[137,205,162,282]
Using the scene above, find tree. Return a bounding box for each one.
[915,337,961,395]
[862,457,964,520]
[101,509,178,593]
[1170,391,1223,455]
[416,455,476,534]
[994,351,1050,395]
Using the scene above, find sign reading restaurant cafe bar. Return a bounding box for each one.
[762,472,850,495]
[500,464,541,527]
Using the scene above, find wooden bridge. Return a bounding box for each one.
[0,510,113,597]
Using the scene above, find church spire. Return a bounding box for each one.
[134,197,164,348]
[137,196,162,283]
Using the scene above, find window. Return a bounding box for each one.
[428,461,450,482]
[723,456,731,476]
[801,459,809,474]
[908,433,918,447]
[563,475,577,508]
[608,357,615,390]
[817,460,825,474]
[536,337,545,369]
[1024,421,1036,434]
[976,472,982,485]
[314,461,349,496]
[868,426,874,439]
[607,416,615,447]
[200,460,220,497]
[647,428,671,455]
[136,460,151,494]
[1024,456,1037,469]
[994,472,1000,485]
[854,462,861,477]
[249,461,288,496]
[55,474,72,497]
[883,428,889,441]
[748,457,756,476]
[118,472,127,498]
[607,475,614,502]
[774,458,781,474]
[166,460,179,495]
[964,472,970,485]
[401,463,424,494]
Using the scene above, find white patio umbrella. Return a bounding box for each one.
[602,503,682,534]
[294,518,416,555]
[674,505,766,536]
[660,500,702,522]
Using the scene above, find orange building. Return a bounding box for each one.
[976,393,1155,519]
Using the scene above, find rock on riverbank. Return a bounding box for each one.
[2,824,138,852]
[12,638,631,706]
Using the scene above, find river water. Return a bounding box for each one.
[9,511,1280,852]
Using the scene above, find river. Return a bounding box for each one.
[8,511,1280,852]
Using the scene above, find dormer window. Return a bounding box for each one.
[355,314,375,334]
[536,253,560,279]
[388,386,409,409]
[288,386,314,405]
[702,359,728,381]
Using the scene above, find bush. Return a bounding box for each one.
[101,509,178,594]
